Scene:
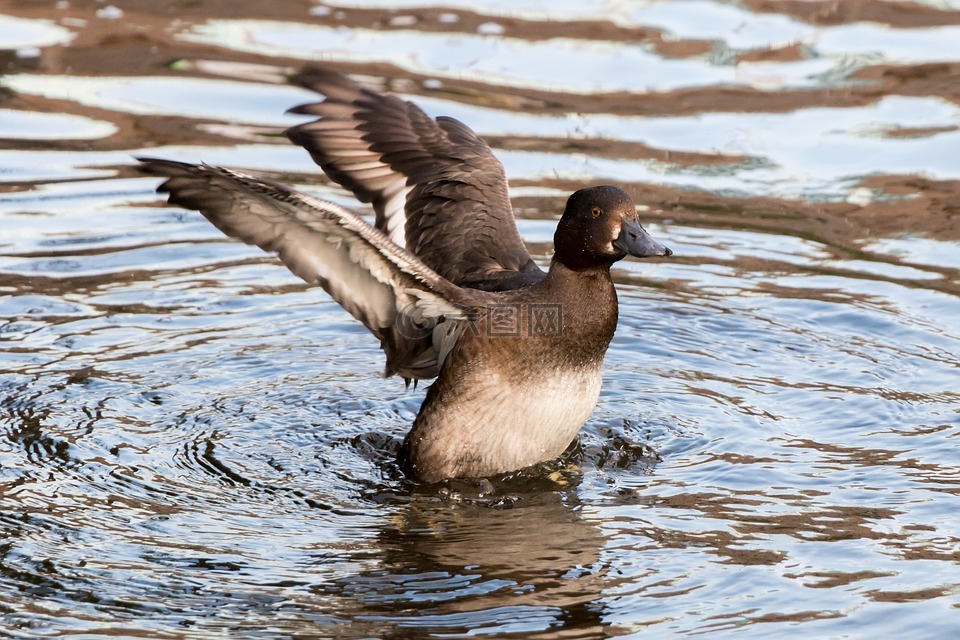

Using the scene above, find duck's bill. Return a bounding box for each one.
[613,219,673,258]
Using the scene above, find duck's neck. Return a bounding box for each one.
[546,256,614,281]
[539,259,619,360]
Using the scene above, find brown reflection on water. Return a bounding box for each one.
[745,0,960,28]
[626,487,901,557]
[4,0,960,258]
[353,491,617,638]
[3,0,960,636]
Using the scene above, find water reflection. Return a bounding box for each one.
[0,14,73,50]
[2,0,960,637]
[327,490,612,638]
[4,74,311,124]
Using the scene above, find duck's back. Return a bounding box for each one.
[286,70,544,292]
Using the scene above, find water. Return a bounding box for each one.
[2,1,959,637]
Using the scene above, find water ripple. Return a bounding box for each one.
[2,1,960,637]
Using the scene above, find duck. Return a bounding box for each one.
[138,68,671,483]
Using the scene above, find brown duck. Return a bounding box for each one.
[139,69,671,483]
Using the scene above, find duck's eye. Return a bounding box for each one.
[590,206,602,218]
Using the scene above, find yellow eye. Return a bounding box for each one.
[590,206,602,218]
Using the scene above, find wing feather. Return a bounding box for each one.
[138,158,480,380]
[286,68,544,291]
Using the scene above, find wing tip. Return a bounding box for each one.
[135,157,209,197]
[288,67,364,106]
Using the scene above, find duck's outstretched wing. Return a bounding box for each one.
[286,69,544,292]
[138,158,478,381]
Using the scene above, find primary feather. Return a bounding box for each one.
[138,158,480,380]
[286,69,543,291]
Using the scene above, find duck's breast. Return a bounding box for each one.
[406,354,603,481]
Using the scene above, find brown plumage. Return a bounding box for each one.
[287,69,543,291]
[139,69,671,482]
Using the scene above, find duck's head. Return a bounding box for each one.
[553,185,671,271]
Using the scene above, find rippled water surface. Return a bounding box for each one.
[2,1,960,637]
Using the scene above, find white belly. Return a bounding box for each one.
[507,367,602,459]
[449,365,604,477]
